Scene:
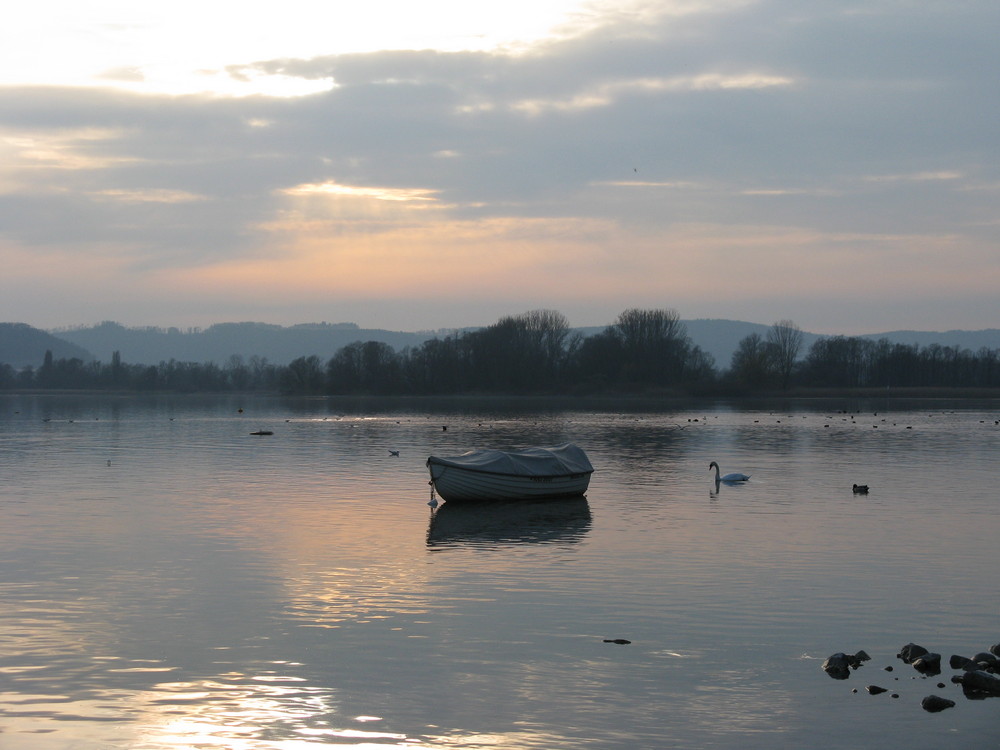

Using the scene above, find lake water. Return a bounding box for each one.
[1,393,998,749]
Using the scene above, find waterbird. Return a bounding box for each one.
[852,484,869,494]
[709,461,750,482]
[388,450,400,457]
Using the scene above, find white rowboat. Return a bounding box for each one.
[426,443,594,502]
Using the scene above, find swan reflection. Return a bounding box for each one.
[710,477,753,499]
[427,497,592,549]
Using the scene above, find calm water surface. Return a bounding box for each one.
[1,394,998,749]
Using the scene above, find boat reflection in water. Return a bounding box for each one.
[427,497,592,549]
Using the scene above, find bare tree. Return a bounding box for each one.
[768,320,804,389]
[729,333,774,388]
[611,308,690,384]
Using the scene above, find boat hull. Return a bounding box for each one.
[427,461,592,502]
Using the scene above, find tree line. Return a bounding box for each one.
[3,309,1000,395]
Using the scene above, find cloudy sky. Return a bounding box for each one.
[1,0,997,334]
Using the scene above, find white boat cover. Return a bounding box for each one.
[427,443,593,477]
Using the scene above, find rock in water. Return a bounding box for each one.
[950,654,974,670]
[913,653,942,676]
[951,669,1000,696]
[921,695,955,713]
[972,652,999,669]
[822,653,850,679]
[822,652,869,679]
[897,643,929,664]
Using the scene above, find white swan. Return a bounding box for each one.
[710,461,750,482]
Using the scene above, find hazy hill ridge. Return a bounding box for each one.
[48,321,435,368]
[0,323,94,368]
[1,319,999,370]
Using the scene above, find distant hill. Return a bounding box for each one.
[575,319,823,367]
[37,319,1000,370]
[0,323,95,368]
[682,320,1000,367]
[53,321,443,366]
[683,319,819,367]
[857,328,1000,352]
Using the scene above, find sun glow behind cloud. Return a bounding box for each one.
[283,182,439,203]
[2,128,140,175]
[157,213,622,305]
[140,206,988,324]
[0,0,617,96]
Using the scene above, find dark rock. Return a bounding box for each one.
[865,685,888,695]
[823,653,852,680]
[823,651,869,679]
[913,653,942,676]
[603,638,631,645]
[950,654,974,670]
[898,643,929,664]
[972,652,998,669]
[883,665,894,672]
[952,669,1000,696]
[921,695,956,713]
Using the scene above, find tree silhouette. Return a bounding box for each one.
[768,320,804,389]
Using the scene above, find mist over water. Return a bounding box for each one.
[1,394,998,749]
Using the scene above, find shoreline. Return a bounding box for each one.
[3,387,1000,402]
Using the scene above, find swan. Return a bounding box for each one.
[710,461,750,482]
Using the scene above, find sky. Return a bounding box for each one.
[1,0,997,335]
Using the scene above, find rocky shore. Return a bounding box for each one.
[822,641,1000,712]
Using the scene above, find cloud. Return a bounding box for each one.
[98,66,147,83]
[282,182,440,203]
[0,0,998,332]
